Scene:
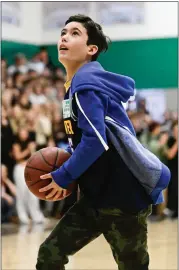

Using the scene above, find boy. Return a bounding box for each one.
[36,14,153,270]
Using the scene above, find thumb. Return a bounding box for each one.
[40,173,52,179]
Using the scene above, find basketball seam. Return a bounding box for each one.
[54,149,59,170]
[28,178,52,187]
[25,166,50,173]
[39,150,54,168]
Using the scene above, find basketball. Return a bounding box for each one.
[24,147,75,201]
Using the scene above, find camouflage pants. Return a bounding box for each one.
[36,197,152,270]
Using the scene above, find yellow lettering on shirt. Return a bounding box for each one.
[64,120,74,134]
[64,80,71,92]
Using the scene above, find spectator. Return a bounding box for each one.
[28,53,45,74]
[27,69,39,79]
[54,67,65,80]
[52,112,68,148]
[1,164,17,223]
[1,58,7,84]
[18,91,32,110]
[2,88,14,110]
[5,75,14,89]
[129,112,145,139]
[13,71,26,92]
[12,126,45,224]
[39,46,54,72]
[54,78,66,102]
[25,109,37,134]
[140,121,168,162]
[140,121,169,220]
[9,104,26,135]
[171,111,178,121]
[137,98,149,115]
[8,53,28,75]
[1,105,15,181]
[29,83,47,105]
[35,104,53,150]
[43,85,57,102]
[163,120,178,218]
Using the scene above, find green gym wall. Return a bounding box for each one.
[1,37,177,89]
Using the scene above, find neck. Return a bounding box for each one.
[65,60,89,82]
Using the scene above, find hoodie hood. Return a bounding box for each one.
[71,61,135,103]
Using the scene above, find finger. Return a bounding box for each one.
[62,189,68,197]
[40,173,52,180]
[46,188,57,199]
[53,190,63,201]
[39,183,53,192]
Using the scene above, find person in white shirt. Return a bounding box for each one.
[8,53,28,75]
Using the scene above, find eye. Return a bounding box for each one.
[61,32,66,36]
[72,31,79,36]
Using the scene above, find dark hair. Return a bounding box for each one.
[13,71,22,82]
[148,121,160,133]
[40,46,47,51]
[65,14,110,61]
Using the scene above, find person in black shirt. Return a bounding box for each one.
[1,164,17,223]
[163,120,178,218]
[1,106,15,182]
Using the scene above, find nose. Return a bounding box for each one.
[61,34,68,43]
[58,34,68,50]
[62,37,66,43]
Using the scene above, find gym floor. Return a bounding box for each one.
[2,218,177,270]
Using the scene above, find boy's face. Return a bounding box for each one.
[58,21,97,65]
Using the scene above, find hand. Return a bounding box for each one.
[2,193,14,205]
[28,142,36,153]
[39,173,68,201]
[159,133,168,146]
[2,177,8,185]
[1,187,5,197]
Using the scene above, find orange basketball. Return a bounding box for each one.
[24,147,75,201]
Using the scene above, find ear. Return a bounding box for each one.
[87,45,98,57]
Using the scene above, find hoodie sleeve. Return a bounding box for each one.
[51,90,109,188]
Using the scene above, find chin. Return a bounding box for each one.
[58,58,65,66]
[58,56,69,64]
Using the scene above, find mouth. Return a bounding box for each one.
[59,46,69,51]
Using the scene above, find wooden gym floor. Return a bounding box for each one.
[2,218,178,270]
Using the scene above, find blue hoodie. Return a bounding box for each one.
[52,61,152,212]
